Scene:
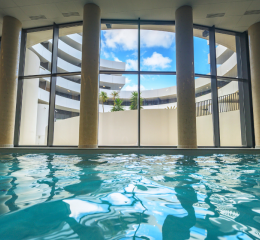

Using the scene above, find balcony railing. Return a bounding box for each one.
[196,92,239,117]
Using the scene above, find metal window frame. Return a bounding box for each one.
[14,19,254,148]
[209,26,220,147]
[14,29,27,146]
[236,32,254,147]
[47,23,59,146]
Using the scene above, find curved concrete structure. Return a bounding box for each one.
[0,16,22,147]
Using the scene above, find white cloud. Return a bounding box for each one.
[104,30,138,50]
[143,52,172,69]
[114,57,122,62]
[126,59,138,70]
[111,52,122,62]
[103,51,110,58]
[123,84,145,91]
[141,30,174,48]
[103,29,174,50]
[125,78,131,84]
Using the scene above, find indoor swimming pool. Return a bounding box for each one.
[0,153,260,239]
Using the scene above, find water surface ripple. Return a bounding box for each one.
[0,154,260,239]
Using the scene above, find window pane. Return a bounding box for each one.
[101,24,138,71]
[195,77,213,146]
[57,25,83,73]
[194,28,210,75]
[140,25,176,71]
[19,77,50,145]
[53,76,81,145]
[215,32,237,78]
[98,74,138,146]
[140,75,177,146]
[217,79,242,146]
[24,29,53,76]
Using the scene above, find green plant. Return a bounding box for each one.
[111,91,119,106]
[130,91,143,110]
[111,98,124,112]
[99,91,108,113]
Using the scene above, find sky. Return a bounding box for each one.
[100,29,210,91]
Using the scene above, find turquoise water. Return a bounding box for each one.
[0,154,260,239]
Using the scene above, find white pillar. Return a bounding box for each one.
[79,3,101,148]
[175,5,197,148]
[248,22,260,148]
[0,16,22,147]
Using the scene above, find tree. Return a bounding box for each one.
[111,98,124,112]
[111,91,119,106]
[99,91,108,113]
[130,91,143,110]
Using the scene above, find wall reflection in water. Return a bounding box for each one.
[0,154,260,239]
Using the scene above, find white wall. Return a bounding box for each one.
[51,109,242,147]
[36,104,49,145]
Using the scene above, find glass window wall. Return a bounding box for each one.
[195,77,214,146]
[19,77,50,145]
[57,25,83,73]
[140,75,177,146]
[101,24,138,71]
[15,21,253,148]
[140,24,176,72]
[98,74,138,146]
[24,29,53,76]
[217,79,242,146]
[193,28,210,75]
[53,76,81,146]
[215,31,238,78]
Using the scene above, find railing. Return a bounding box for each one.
[218,92,239,113]
[196,92,239,117]
[196,99,212,117]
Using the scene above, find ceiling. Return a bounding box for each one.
[0,0,260,35]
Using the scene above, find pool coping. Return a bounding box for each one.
[1,147,260,156]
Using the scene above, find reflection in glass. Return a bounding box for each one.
[98,74,138,146]
[140,75,177,146]
[215,32,237,78]
[19,77,50,145]
[140,25,176,71]
[24,29,53,76]
[217,79,242,146]
[101,24,138,71]
[53,76,81,146]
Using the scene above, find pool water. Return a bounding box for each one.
[0,154,260,240]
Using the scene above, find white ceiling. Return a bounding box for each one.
[0,0,260,35]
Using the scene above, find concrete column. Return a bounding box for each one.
[79,3,101,148]
[248,22,260,148]
[0,16,22,147]
[175,6,197,148]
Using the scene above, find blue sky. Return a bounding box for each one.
[100,29,210,91]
